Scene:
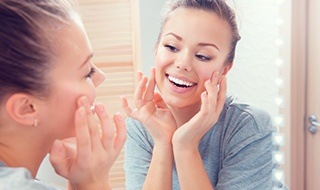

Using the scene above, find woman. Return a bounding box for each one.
[122,0,287,189]
[0,0,126,189]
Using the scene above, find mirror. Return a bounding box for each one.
[139,0,290,186]
[36,0,291,188]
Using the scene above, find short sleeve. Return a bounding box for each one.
[124,117,154,190]
[216,106,278,190]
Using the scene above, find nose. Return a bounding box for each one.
[92,66,105,87]
[175,51,192,71]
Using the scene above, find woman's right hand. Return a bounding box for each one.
[121,68,177,145]
[49,96,126,190]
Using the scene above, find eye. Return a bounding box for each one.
[85,67,96,78]
[195,54,212,62]
[164,44,179,52]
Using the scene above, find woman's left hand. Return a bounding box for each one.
[49,96,126,190]
[172,73,227,152]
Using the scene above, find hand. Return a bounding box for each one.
[172,73,227,152]
[49,96,126,190]
[122,68,177,145]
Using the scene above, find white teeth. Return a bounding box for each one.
[168,75,194,87]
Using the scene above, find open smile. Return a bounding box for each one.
[166,74,197,88]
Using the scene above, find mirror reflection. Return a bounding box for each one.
[31,0,311,189]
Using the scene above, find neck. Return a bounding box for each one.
[169,103,201,127]
[0,134,51,178]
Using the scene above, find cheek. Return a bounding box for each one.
[197,67,214,83]
[56,82,96,106]
[83,79,97,102]
[196,63,225,83]
[48,82,96,137]
[155,48,171,69]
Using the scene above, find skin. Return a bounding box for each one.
[0,15,126,190]
[122,7,233,190]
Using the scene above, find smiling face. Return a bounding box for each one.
[155,7,233,110]
[36,15,105,140]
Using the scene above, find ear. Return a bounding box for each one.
[5,93,38,127]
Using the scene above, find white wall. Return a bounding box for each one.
[139,0,165,75]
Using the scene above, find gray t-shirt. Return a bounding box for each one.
[0,162,62,190]
[124,95,288,190]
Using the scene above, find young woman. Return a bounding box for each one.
[0,0,126,189]
[122,0,287,189]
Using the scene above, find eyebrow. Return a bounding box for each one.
[198,43,220,51]
[164,32,182,41]
[164,32,220,51]
[79,52,94,69]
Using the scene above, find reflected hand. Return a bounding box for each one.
[172,73,227,152]
[122,68,177,145]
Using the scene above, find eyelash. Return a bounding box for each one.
[164,44,179,52]
[85,67,96,78]
[196,54,212,62]
[165,44,212,62]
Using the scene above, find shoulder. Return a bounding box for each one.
[125,117,150,136]
[221,95,277,134]
[0,164,58,190]
[125,117,154,147]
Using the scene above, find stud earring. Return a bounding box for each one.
[33,119,38,127]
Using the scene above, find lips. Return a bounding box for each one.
[167,74,196,88]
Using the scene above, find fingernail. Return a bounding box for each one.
[90,104,95,111]
[81,96,89,107]
[114,113,123,122]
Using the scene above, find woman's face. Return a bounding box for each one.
[155,7,233,109]
[37,16,105,140]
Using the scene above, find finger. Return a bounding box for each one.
[154,92,168,109]
[210,71,220,85]
[134,76,148,107]
[95,103,115,150]
[206,72,220,110]
[60,137,77,159]
[113,113,127,153]
[137,70,143,82]
[79,97,100,150]
[144,68,156,101]
[121,96,134,117]
[205,79,218,109]
[49,140,68,177]
[74,105,91,160]
[216,77,227,113]
[200,90,209,115]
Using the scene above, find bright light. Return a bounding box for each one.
[275,58,284,67]
[273,133,284,146]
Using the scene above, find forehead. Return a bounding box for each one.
[51,17,92,66]
[162,7,232,50]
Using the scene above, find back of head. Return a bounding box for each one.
[0,0,76,103]
[158,0,241,64]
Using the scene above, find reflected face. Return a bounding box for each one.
[38,16,105,140]
[155,8,232,109]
